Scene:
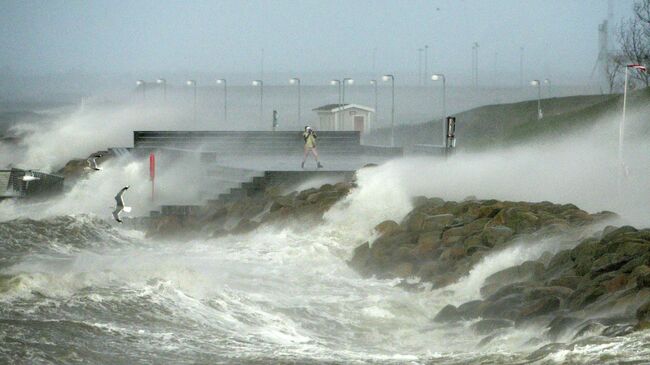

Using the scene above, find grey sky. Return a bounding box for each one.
[0,0,636,81]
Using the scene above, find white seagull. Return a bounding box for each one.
[112,186,131,223]
[87,155,102,171]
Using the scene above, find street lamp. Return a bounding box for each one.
[136,80,146,101]
[424,45,429,86]
[543,78,551,97]
[370,80,378,130]
[472,42,479,88]
[382,74,395,147]
[330,79,342,130]
[342,78,354,104]
[186,80,197,122]
[530,80,543,120]
[620,64,647,194]
[156,78,166,101]
[290,77,301,124]
[418,48,423,85]
[431,74,447,146]
[252,80,264,127]
[216,79,227,124]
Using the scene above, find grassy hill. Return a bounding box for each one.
[366,88,650,151]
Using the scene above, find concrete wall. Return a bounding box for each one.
[2,169,64,198]
[133,131,364,156]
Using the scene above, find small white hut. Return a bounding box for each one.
[312,104,375,133]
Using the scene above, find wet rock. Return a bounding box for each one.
[433,304,462,323]
[517,296,561,319]
[568,286,606,310]
[480,261,544,298]
[601,225,638,243]
[457,300,483,320]
[602,323,634,337]
[602,274,630,293]
[572,321,606,340]
[546,316,581,341]
[411,195,429,207]
[439,247,466,261]
[374,220,402,237]
[482,225,514,247]
[230,218,260,235]
[524,286,574,301]
[635,300,650,329]
[296,188,318,201]
[526,343,573,362]
[480,294,525,320]
[489,207,539,233]
[422,214,455,232]
[392,262,414,278]
[548,276,584,290]
[270,195,295,211]
[334,181,353,193]
[348,242,371,275]
[590,253,634,277]
[471,319,514,335]
[636,271,650,289]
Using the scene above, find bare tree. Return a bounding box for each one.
[634,0,650,25]
[618,0,650,87]
[606,54,625,93]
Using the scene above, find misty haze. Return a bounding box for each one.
[1,1,650,364]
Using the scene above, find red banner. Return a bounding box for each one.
[149,153,155,180]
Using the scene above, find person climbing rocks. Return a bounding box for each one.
[301,126,323,169]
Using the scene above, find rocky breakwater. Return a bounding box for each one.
[433,225,650,346]
[146,181,353,239]
[348,197,613,286]
[347,195,650,345]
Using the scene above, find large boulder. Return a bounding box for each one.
[421,214,456,232]
[482,225,514,247]
[374,220,402,237]
[517,296,561,319]
[471,319,514,335]
[489,207,539,233]
[433,304,463,323]
[481,261,545,298]
[636,300,650,329]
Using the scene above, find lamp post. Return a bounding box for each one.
[290,77,301,124]
[424,45,429,86]
[186,80,197,122]
[330,79,342,130]
[519,47,525,88]
[418,48,423,85]
[472,42,479,88]
[136,80,146,101]
[252,80,264,127]
[620,64,647,194]
[330,79,342,105]
[216,79,227,124]
[370,80,378,130]
[530,80,543,120]
[156,78,166,101]
[342,78,354,104]
[431,74,447,146]
[544,78,551,97]
[382,74,395,147]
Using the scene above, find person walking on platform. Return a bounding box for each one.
[301,126,323,169]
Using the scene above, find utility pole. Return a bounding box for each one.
[519,46,524,88]
[418,48,423,85]
[472,42,479,88]
[424,45,429,87]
